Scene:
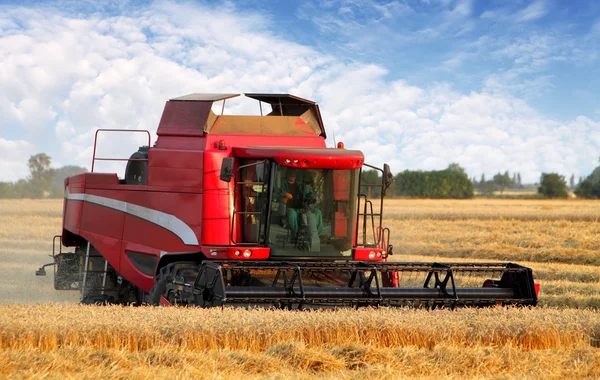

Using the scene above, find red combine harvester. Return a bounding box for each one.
[37,93,538,308]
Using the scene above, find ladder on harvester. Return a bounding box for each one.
[80,242,116,303]
[357,164,386,249]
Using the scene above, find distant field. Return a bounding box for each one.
[384,198,600,220]
[474,189,540,195]
[0,199,77,304]
[494,189,537,195]
[2,198,600,377]
[472,189,578,198]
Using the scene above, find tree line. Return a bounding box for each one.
[4,153,600,200]
[361,163,600,200]
[574,163,600,199]
[472,171,523,195]
[0,153,87,198]
[361,163,473,199]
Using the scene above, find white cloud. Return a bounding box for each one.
[0,1,598,186]
[481,1,548,24]
[480,31,589,98]
[0,138,35,182]
[448,0,472,19]
[516,1,548,23]
[321,83,600,182]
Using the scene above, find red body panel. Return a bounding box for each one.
[148,149,204,188]
[62,96,376,293]
[202,148,233,245]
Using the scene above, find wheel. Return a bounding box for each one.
[149,262,200,306]
[81,294,115,305]
[117,281,140,305]
[134,286,150,305]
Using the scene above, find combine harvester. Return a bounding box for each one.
[37,93,538,308]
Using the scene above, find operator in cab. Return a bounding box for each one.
[276,168,323,242]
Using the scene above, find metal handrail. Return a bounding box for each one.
[91,129,151,172]
[355,164,386,248]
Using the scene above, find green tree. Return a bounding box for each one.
[395,164,473,199]
[479,179,496,196]
[28,153,55,197]
[588,167,600,182]
[569,173,575,189]
[0,153,81,199]
[575,166,600,199]
[52,165,87,188]
[447,163,466,174]
[28,153,52,180]
[0,183,12,198]
[361,170,382,198]
[575,180,599,199]
[493,172,511,194]
[11,179,38,198]
[538,173,568,198]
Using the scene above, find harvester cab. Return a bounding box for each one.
[37,93,538,308]
[228,155,366,257]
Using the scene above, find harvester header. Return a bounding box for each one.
[36,93,538,308]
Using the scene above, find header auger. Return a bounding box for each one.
[37,93,538,308]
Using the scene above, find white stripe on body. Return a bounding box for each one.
[65,187,199,246]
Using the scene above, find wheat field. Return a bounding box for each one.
[2,198,600,378]
[2,305,600,378]
[382,199,600,308]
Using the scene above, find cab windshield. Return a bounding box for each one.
[269,165,359,257]
[236,162,359,257]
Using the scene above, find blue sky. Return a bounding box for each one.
[0,0,599,182]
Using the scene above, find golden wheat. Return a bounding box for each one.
[1,305,600,378]
[0,199,78,304]
[4,305,598,352]
[383,203,600,308]
[388,218,600,264]
[3,199,600,377]
[3,345,600,379]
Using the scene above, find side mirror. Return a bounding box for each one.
[382,163,393,195]
[220,157,234,182]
